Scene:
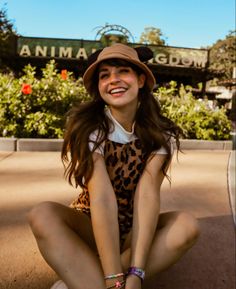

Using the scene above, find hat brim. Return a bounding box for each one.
[83,54,156,94]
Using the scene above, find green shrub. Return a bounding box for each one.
[154,81,231,140]
[0,64,231,140]
[0,60,90,138]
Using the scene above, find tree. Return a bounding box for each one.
[0,4,17,69]
[139,26,166,45]
[208,30,236,80]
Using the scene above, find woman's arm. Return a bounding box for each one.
[126,154,168,287]
[87,152,123,277]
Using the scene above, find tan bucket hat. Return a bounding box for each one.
[83,43,156,93]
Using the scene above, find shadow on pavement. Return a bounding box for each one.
[144,215,235,289]
[0,215,234,289]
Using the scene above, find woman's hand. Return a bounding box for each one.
[125,275,142,289]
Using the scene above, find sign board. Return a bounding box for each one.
[17,36,208,69]
[144,44,208,68]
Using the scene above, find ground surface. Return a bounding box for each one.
[0,150,235,289]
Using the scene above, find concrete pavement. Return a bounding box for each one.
[0,150,235,289]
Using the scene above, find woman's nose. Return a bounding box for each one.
[109,72,120,83]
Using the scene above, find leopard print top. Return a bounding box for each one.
[70,138,147,246]
[70,108,169,247]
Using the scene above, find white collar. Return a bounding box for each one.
[105,108,137,144]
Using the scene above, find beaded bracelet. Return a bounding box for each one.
[104,273,125,280]
[105,273,125,289]
[127,266,145,282]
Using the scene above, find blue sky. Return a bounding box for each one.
[2,0,235,48]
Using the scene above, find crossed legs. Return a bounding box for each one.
[28,202,200,289]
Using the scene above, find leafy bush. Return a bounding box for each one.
[0,63,231,140]
[154,81,231,140]
[0,60,90,138]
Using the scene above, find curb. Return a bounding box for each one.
[179,139,232,150]
[0,137,63,152]
[0,137,17,151]
[0,137,233,152]
[227,151,236,225]
[17,138,63,152]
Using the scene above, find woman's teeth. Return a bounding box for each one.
[110,88,126,94]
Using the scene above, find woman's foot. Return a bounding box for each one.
[50,280,68,289]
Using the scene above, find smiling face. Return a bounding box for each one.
[97,60,146,112]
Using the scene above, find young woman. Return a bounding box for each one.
[28,43,200,289]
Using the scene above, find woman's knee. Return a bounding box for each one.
[167,211,200,251]
[27,201,61,238]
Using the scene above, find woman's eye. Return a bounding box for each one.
[119,68,130,73]
[99,73,108,79]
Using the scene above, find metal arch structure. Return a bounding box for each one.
[94,24,135,43]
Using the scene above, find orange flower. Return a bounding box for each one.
[21,83,32,95]
[61,69,68,80]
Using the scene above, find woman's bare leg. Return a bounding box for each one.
[28,201,106,289]
[121,211,200,277]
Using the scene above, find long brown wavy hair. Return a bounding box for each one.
[61,59,181,188]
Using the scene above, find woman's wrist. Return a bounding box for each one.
[125,274,142,289]
[105,272,125,289]
[126,266,145,282]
